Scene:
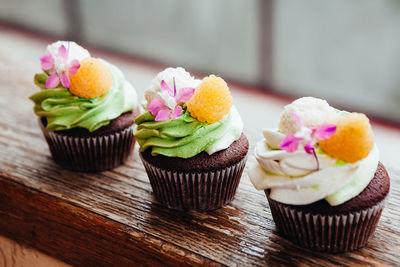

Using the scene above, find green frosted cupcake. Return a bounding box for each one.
[135,67,249,211]
[30,41,138,172]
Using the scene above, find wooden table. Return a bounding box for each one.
[1,35,400,267]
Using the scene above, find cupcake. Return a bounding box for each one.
[30,41,138,172]
[249,97,390,252]
[135,67,249,211]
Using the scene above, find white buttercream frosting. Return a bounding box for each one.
[249,129,379,206]
[45,41,90,66]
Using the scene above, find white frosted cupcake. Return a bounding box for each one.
[249,97,390,252]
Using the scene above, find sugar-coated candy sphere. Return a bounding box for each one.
[319,113,374,163]
[187,75,232,123]
[69,58,112,99]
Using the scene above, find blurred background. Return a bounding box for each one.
[0,0,399,125]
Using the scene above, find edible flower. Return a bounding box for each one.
[40,44,80,89]
[279,113,336,169]
[148,78,195,121]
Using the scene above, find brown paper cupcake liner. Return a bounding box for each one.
[266,194,386,252]
[140,155,247,211]
[40,121,135,172]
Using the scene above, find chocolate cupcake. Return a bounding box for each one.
[30,41,138,172]
[135,67,249,211]
[249,97,390,252]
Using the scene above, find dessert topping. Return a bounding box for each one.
[320,113,374,163]
[148,78,195,121]
[187,75,232,123]
[279,97,337,134]
[69,58,113,99]
[40,44,80,89]
[279,113,336,169]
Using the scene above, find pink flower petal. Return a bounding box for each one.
[60,71,70,88]
[315,123,337,140]
[45,72,60,88]
[173,77,177,97]
[40,54,54,71]
[148,97,167,116]
[161,80,174,96]
[170,105,182,119]
[58,45,68,64]
[292,113,302,127]
[176,87,195,103]
[155,108,171,121]
[279,134,301,152]
[68,59,80,75]
[304,141,315,154]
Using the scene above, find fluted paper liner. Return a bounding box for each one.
[140,155,247,211]
[40,121,135,172]
[266,193,386,252]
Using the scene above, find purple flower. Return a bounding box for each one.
[279,113,337,169]
[40,44,80,89]
[148,78,195,121]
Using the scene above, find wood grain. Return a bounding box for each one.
[0,38,400,267]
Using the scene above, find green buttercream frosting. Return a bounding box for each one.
[134,107,242,159]
[30,59,137,132]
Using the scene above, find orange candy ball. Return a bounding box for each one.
[69,58,113,99]
[319,113,374,163]
[186,75,233,123]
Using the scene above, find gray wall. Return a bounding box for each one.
[78,0,260,85]
[274,0,400,122]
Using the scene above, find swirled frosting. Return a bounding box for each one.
[135,105,243,158]
[249,129,379,206]
[30,59,137,132]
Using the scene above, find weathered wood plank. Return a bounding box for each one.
[0,30,399,266]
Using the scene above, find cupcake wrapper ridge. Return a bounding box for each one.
[267,193,386,253]
[40,121,135,172]
[140,155,247,211]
